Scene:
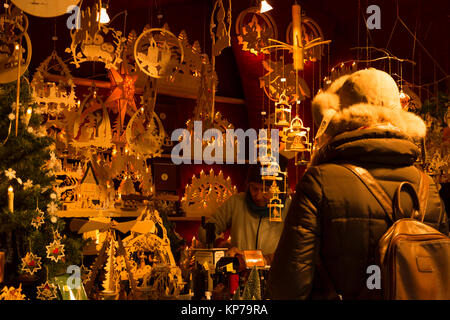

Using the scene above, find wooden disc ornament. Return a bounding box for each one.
[134,28,184,79]
[0,8,32,84]
[125,107,166,158]
[11,0,80,18]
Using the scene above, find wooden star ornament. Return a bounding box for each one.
[36,281,58,300]
[21,252,42,275]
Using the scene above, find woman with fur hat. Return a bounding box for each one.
[267,68,448,299]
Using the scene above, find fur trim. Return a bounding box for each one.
[326,103,426,139]
[311,75,349,126]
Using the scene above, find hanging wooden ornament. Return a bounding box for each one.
[134,27,184,79]
[65,3,125,70]
[211,0,232,57]
[284,116,311,153]
[260,54,310,103]
[0,284,27,300]
[274,94,292,127]
[45,229,65,262]
[268,182,283,222]
[105,61,139,137]
[181,169,237,217]
[125,107,166,159]
[71,86,113,150]
[235,7,278,55]
[0,7,32,84]
[11,0,80,18]
[285,9,326,63]
[36,281,58,300]
[46,239,65,263]
[20,252,42,275]
[150,26,216,96]
[32,50,77,116]
[31,208,45,229]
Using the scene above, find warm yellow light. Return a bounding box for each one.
[260,0,273,13]
[97,6,110,24]
[8,186,13,193]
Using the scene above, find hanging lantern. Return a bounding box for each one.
[268,181,283,222]
[274,94,292,127]
[285,116,311,152]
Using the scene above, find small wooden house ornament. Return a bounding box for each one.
[285,116,311,152]
[274,94,292,127]
[268,182,283,222]
[78,162,101,208]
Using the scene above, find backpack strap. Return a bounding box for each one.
[340,164,394,223]
[417,170,429,222]
[393,181,421,219]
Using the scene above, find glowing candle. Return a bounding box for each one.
[7,186,13,212]
[24,107,32,127]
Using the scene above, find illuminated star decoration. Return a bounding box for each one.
[31,208,45,229]
[0,284,27,300]
[23,179,34,190]
[46,239,65,263]
[105,62,139,137]
[36,281,58,300]
[21,252,42,275]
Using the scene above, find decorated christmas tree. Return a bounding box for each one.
[0,75,85,298]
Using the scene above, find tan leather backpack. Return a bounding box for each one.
[342,164,450,300]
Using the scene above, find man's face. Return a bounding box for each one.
[248,182,272,207]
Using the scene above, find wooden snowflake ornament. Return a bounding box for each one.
[36,281,58,300]
[21,252,42,275]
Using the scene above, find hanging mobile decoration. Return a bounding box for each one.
[36,281,58,300]
[259,55,310,104]
[31,50,77,116]
[20,252,42,275]
[210,0,232,57]
[274,93,292,127]
[105,61,139,137]
[125,107,166,159]
[0,5,32,84]
[46,229,65,262]
[31,208,45,229]
[134,27,184,79]
[72,85,113,150]
[285,9,326,63]
[235,6,277,55]
[65,2,125,70]
[284,116,311,152]
[268,181,283,222]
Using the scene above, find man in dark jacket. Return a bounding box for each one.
[267,68,449,300]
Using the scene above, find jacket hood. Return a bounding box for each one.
[310,127,421,166]
[311,69,426,141]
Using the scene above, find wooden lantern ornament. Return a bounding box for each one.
[274,94,292,127]
[284,116,311,152]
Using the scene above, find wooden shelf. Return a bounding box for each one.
[167,216,202,222]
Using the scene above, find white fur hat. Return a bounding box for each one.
[311,68,426,140]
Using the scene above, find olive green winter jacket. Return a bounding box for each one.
[267,128,449,300]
